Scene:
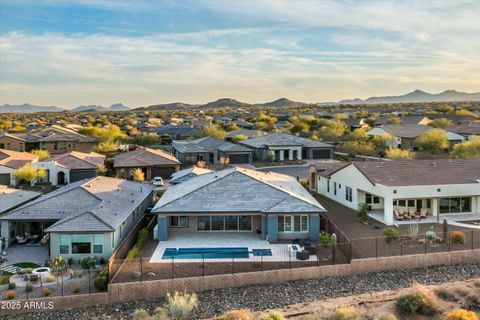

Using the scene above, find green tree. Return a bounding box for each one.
[291,122,310,135]
[372,133,396,148]
[439,104,454,114]
[340,141,375,155]
[415,128,449,153]
[197,125,226,140]
[387,117,403,125]
[450,136,480,159]
[318,121,347,140]
[345,128,368,141]
[31,149,51,161]
[455,109,478,118]
[232,134,249,143]
[95,142,117,153]
[385,148,415,160]
[429,118,453,129]
[131,168,145,182]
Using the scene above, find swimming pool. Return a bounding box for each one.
[162,247,272,259]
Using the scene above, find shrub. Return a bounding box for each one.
[326,306,362,320]
[49,256,68,272]
[451,231,466,245]
[446,309,478,320]
[357,203,369,223]
[73,283,81,293]
[43,287,51,297]
[99,257,105,265]
[215,309,254,320]
[8,282,16,290]
[320,231,331,246]
[94,269,109,291]
[259,311,286,320]
[26,268,33,274]
[5,290,15,300]
[67,258,73,266]
[382,228,400,244]
[385,148,415,160]
[426,230,436,241]
[396,284,437,315]
[165,291,198,320]
[435,288,457,301]
[132,271,141,280]
[25,284,33,293]
[80,256,96,269]
[46,275,56,283]
[127,246,140,260]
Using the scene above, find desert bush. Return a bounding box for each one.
[46,274,56,283]
[132,271,142,280]
[320,231,331,246]
[259,311,286,320]
[446,309,478,320]
[464,295,480,310]
[94,269,109,291]
[8,282,16,290]
[43,287,51,297]
[396,284,437,315]
[326,306,362,320]
[25,284,33,293]
[451,231,466,244]
[382,228,400,244]
[215,309,254,320]
[80,256,96,269]
[385,148,415,160]
[435,288,457,301]
[165,291,198,320]
[357,203,369,223]
[5,290,15,300]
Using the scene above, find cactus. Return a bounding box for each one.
[331,233,337,246]
[443,217,448,241]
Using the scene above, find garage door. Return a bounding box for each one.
[152,167,176,179]
[312,149,331,159]
[70,170,97,183]
[0,173,10,186]
[229,153,250,164]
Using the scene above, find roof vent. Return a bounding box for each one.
[431,162,436,166]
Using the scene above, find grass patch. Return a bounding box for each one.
[13,262,40,269]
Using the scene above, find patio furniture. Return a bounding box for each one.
[16,235,28,244]
[16,267,26,275]
[24,274,39,282]
[292,239,301,245]
[296,250,310,260]
[420,208,427,219]
[394,210,404,220]
[408,208,416,218]
[288,244,301,256]
[303,243,316,255]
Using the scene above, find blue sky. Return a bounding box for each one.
[1,0,479,108]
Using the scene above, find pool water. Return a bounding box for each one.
[162,247,272,259]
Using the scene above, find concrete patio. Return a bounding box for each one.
[149,232,316,263]
[1,243,49,268]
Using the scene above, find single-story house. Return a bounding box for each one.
[447,122,480,141]
[34,151,105,185]
[240,133,334,161]
[153,166,325,241]
[0,149,39,186]
[367,125,465,149]
[173,136,253,165]
[225,129,267,142]
[309,159,480,225]
[0,176,155,260]
[114,147,181,180]
[169,166,213,184]
[152,125,198,140]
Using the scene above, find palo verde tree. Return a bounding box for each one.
[415,128,449,153]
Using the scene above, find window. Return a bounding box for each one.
[196,216,252,231]
[334,182,337,196]
[327,179,330,193]
[278,215,309,232]
[439,197,471,214]
[170,216,189,228]
[407,199,415,207]
[72,242,91,254]
[345,186,352,202]
[398,199,406,207]
[59,234,69,254]
[93,234,103,254]
[365,193,380,204]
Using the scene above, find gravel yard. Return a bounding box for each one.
[6,263,480,320]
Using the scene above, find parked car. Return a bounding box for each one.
[152,176,164,186]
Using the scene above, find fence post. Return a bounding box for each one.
[332,244,336,265]
[172,256,175,279]
[88,268,91,294]
[232,254,234,274]
[61,270,64,296]
[289,248,292,268]
[261,255,263,272]
[472,230,474,251]
[400,239,403,256]
[349,240,352,262]
[375,237,378,259]
[140,258,143,282]
[448,231,451,252]
[202,255,205,277]
[424,235,427,254]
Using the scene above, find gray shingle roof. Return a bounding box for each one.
[154,167,325,214]
[0,186,41,214]
[378,124,431,138]
[1,177,155,233]
[113,148,180,168]
[173,136,252,154]
[240,133,333,149]
[47,151,105,170]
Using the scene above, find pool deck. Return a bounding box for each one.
[149,232,316,263]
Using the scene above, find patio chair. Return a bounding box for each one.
[408,208,416,218]
[303,243,316,255]
[398,208,404,215]
[394,210,404,220]
[16,267,26,275]
[420,208,427,219]
[288,244,301,256]
[296,250,310,261]
[16,235,28,244]
[292,239,301,245]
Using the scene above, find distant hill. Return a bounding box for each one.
[339,90,480,105]
[0,103,64,113]
[144,102,197,110]
[72,103,130,112]
[257,98,306,108]
[199,98,253,109]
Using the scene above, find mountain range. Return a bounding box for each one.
[1,90,479,113]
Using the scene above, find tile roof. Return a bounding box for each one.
[318,159,480,186]
[170,166,213,183]
[47,151,105,170]
[0,186,41,214]
[154,166,325,213]
[173,136,252,154]
[1,176,155,233]
[114,148,180,168]
[377,124,431,138]
[11,126,97,143]
[0,149,38,169]
[240,133,333,149]
[447,122,480,135]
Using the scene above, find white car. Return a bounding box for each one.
[152,177,164,186]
